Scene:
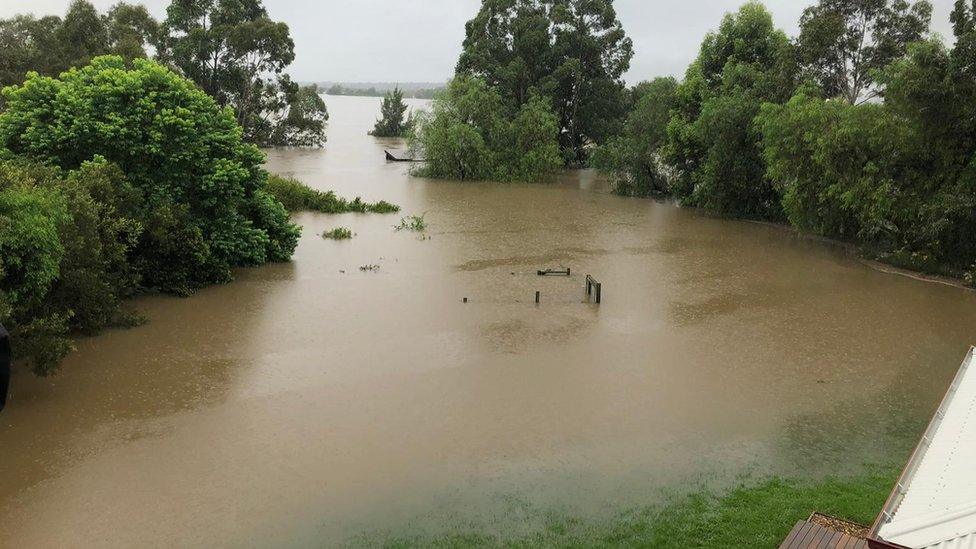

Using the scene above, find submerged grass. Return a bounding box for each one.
[322,227,353,240]
[395,214,427,232]
[265,174,400,214]
[367,467,897,548]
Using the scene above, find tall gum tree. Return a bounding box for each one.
[457,0,633,166]
[797,0,932,104]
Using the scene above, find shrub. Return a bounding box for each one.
[0,157,145,374]
[322,227,353,240]
[264,174,400,214]
[0,55,300,294]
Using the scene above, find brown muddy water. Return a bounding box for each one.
[2,95,975,547]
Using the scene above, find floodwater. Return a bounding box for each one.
[2,95,975,547]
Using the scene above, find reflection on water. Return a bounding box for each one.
[1,95,975,546]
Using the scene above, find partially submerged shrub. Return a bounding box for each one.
[265,174,400,214]
[322,227,353,240]
[395,214,427,232]
[0,56,301,296]
[0,157,145,375]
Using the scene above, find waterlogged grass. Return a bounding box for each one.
[265,174,400,214]
[322,227,353,240]
[365,468,897,548]
[395,214,427,232]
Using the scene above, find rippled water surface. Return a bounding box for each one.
[2,95,975,547]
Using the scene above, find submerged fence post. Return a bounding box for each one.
[585,275,602,305]
[1,323,10,412]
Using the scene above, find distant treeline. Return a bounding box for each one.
[319,83,443,99]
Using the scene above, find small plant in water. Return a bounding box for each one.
[394,214,427,232]
[359,264,380,272]
[322,227,353,240]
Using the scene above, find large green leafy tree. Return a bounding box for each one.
[664,2,798,219]
[105,2,160,61]
[412,76,562,182]
[457,0,633,165]
[159,0,326,146]
[592,77,678,197]
[370,86,412,137]
[0,56,300,297]
[797,0,932,104]
[0,157,146,376]
[873,0,976,276]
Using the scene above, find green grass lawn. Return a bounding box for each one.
[372,467,897,548]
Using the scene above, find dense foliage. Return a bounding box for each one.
[0,158,144,375]
[1,0,325,147]
[0,56,303,373]
[596,0,974,284]
[264,174,400,214]
[370,86,413,137]
[0,0,157,90]
[457,0,633,165]
[411,76,562,182]
[664,2,799,220]
[158,0,328,146]
[591,77,678,197]
[797,0,931,104]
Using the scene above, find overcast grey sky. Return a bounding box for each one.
[0,0,959,84]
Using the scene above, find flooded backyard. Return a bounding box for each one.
[2,95,975,546]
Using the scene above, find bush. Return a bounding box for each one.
[322,227,352,240]
[593,77,679,197]
[0,56,300,294]
[0,158,144,375]
[264,174,400,214]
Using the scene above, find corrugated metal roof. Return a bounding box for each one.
[876,347,976,549]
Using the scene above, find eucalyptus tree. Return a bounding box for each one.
[55,0,110,70]
[105,2,160,60]
[0,1,159,90]
[159,0,325,146]
[457,0,633,165]
[797,0,932,104]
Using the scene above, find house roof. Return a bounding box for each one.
[874,347,976,549]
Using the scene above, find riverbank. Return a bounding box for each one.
[671,205,976,293]
[363,466,898,547]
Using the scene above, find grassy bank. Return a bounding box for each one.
[265,174,399,214]
[369,468,896,548]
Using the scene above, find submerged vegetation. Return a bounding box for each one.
[265,174,399,214]
[0,56,300,374]
[0,55,395,376]
[595,0,976,286]
[369,468,897,547]
[321,227,353,240]
[412,77,562,182]
[394,214,428,232]
[456,0,634,166]
[370,86,413,138]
